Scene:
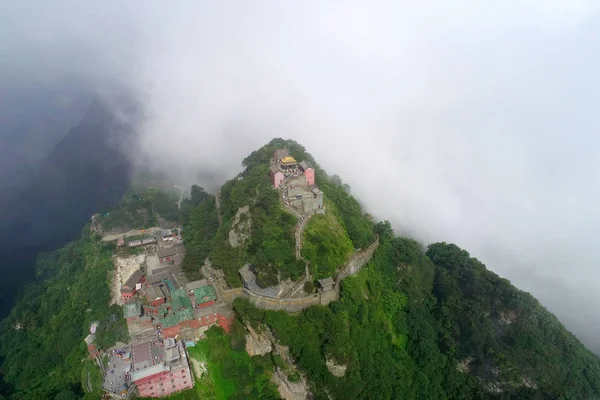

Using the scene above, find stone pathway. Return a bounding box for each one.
[215,191,223,226]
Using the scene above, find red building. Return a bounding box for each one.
[145,285,166,308]
[84,334,99,358]
[270,164,285,188]
[121,270,146,302]
[132,339,193,398]
[162,319,201,339]
[299,161,315,186]
[195,306,234,333]
[157,247,177,264]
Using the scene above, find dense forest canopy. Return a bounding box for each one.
[0,230,124,399]
[301,202,354,279]
[234,230,600,399]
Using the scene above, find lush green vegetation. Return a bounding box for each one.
[0,229,122,399]
[210,140,313,287]
[204,138,374,287]
[301,203,353,279]
[94,304,127,350]
[241,138,375,249]
[3,141,600,400]
[314,172,375,250]
[235,226,600,399]
[186,327,280,400]
[181,187,220,280]
[97,187,180,230]
[80,359,104,400]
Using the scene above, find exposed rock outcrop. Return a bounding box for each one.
[242,322,312,400]
[228,205,251,248]
[271,340,311,400]
[456,356,474,373]
[325,357,347,377]
[245,324,272,356]
[498,309,518,325]
[272,366,310,400]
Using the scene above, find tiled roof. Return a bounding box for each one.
[170,288,192,312]
[161,307,194,328]
[299,160,311,171]
[269,164,281,174]
[123,270,144,289]
[273,149,289,160]
[157,247,177,258]
[193,285,217,305]
[186,279,208,291]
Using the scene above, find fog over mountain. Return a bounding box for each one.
[2,1,600,351]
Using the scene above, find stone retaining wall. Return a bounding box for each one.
[335,237,380,286]
[221,287,321,313]
[217,237,380,313]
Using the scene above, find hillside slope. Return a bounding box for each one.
[196,138,374,289]
[238,230,600,399]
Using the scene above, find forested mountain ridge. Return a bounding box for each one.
[182,138,375,289]
[0,139,599,399]
[183,139,600,399]
[237,231,600,399]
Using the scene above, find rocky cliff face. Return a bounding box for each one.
[272,365,311,400]
[242,322,312,400]
[271,339,312,400]
[245,324,272,356]
[228,205,251,248]
[325,357,347,378]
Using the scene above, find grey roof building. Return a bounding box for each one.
[299,160,311,171]
[121,270,145,292]
[147,271,172,285]
[269,164,281,174]
[239,264,281,298]
[317,277,335,292]
[157,247,177,259]
[273,149,289,161]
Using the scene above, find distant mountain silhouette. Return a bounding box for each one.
[0,97,133,317]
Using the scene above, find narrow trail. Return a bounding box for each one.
[215,190,223,226]
[279,184,314,278]
[294,213,312,260]
[86,371,92,392]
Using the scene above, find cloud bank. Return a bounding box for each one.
[3,0,600,351]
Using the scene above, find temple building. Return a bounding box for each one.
[280,156,297,169]
[131,338,193,398]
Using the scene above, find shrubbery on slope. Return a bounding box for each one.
[0,230,123,399]
[207,138,374,287]
[234,229,600,399]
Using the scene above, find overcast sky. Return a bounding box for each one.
[3,0,600,351]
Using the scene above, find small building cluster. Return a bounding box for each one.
[131,338,193,398]
[121,270,146,303]
[115,274,233,398]
[116,229,180,249]
[94,225,235,398]
[270,149,324,215]
[124,278,234,342]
